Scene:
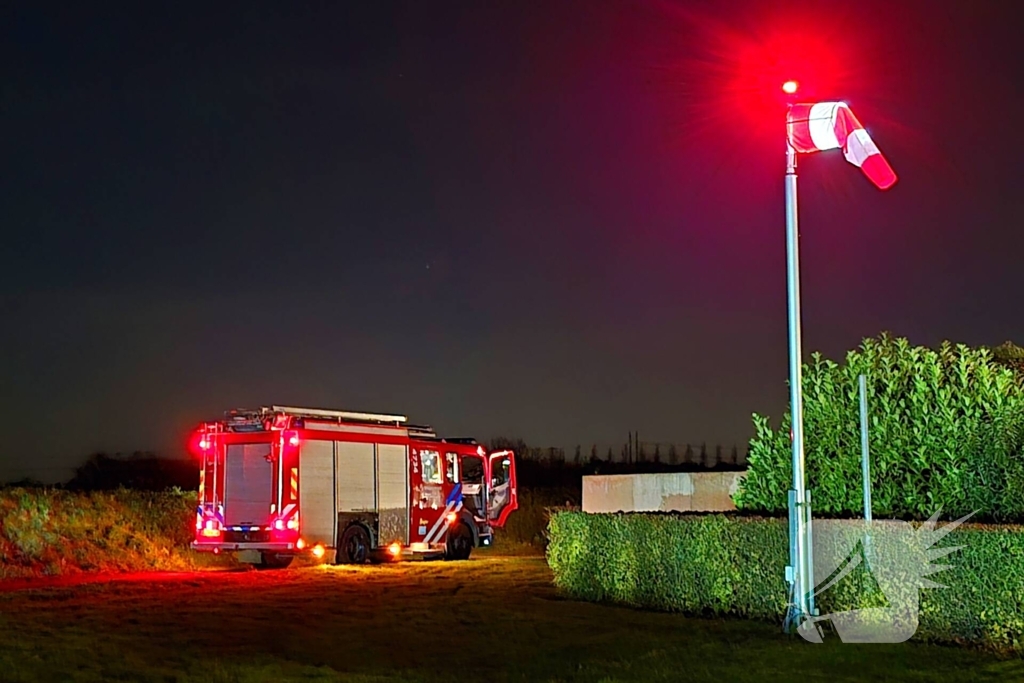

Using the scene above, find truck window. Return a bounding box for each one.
[460,455,483,484]
[420,450,442,484]
[491,456,511,488]
[445,452,459,483]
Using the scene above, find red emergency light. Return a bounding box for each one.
[188,429,213,458]
[282,430,300,448]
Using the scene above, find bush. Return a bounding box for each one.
[735,334,1024,521]
[547,511,1024,651]
[991,341,1024,379]
[493,487,578,550]
[0,488,224,578]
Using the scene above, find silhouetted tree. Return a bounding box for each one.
[2,477,47,488]
[653,445,661,464]
[699,443,709,468]
[668,444,679,466]
[66,452,197,491]
[489,436,529,456]
[684,444,694,464]
[573,445,582,465]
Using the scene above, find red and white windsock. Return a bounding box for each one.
[787,102,897,190]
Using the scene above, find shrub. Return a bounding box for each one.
[547,511,1024,652]
[0,488,225,578]
[991,341,1024,379]
[735,334,1024,521]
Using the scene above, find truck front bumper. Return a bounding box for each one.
[191,541,297,553]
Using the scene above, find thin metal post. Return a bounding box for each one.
[785,131,814,626]
[859,374,873,561]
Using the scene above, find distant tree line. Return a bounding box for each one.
[1,452,198,491]
[3,436,746,491]
[488,437,748,490]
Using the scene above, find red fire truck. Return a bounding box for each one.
[189,406,517,568]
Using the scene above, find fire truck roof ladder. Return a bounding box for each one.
[267,406,409,426]
[407,424,437,438]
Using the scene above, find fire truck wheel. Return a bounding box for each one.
[256,553,294,570]
[338,524,371,564]
[444,522,473,561]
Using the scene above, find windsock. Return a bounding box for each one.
[787,102,897,190]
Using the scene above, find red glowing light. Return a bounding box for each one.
[666,7,860,141]
[288,435,299,447]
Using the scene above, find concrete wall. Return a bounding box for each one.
[581,471,746,514]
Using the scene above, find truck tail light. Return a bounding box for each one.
[388,542,401,556]
[446,512,457,525]
[287,518,299,531]
[200,518,222,538]
[273,519,285,531]
[296,538,306,550]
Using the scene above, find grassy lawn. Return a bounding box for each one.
[0,551,1019,682]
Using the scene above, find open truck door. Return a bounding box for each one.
[486,450,517,527]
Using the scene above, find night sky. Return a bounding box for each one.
[3,1,1023,482]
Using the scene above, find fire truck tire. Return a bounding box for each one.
[337,524,371,564]
[257,553,294,570]
[444,522,473,561]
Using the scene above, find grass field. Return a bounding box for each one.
[0,551,1019,683]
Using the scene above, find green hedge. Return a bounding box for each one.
[547,511,1024,651]
[736,334,1024,521]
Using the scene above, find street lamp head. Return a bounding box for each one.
[782,80,799,95]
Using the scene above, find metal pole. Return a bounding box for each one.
[859,374,873,561]
[785,127,813,626]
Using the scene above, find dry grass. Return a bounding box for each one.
[0,488,229,578]
[0,552,1019,682]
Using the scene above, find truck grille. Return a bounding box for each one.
[223,529,272,544]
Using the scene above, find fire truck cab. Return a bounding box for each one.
[189,406,517,568]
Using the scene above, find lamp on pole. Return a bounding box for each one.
[777,80,896,632]
[783,79,815,628]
